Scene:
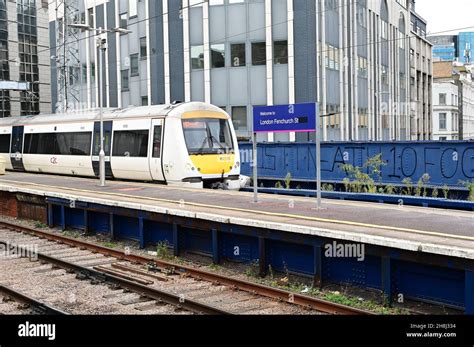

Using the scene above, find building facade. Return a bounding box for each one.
[432,80,459,140]
[433,61,474,140]
[429,35,457,62]
[429,32,474,64]
[49,0,432,141]
[409,8,433,140]
[0,0,51,118]
[458,32,473,64]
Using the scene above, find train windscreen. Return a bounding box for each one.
[182,118,234,155]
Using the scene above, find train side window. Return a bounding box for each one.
[112,130,149,158]
[24,132,92,155]
[0,134,11,153]
[152,125,162,158]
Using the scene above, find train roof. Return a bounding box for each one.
[0,102,217,127]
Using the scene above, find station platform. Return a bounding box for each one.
[0,172,473,312]
[0,172,472,259]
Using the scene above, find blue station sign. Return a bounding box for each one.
[253,103,318,133]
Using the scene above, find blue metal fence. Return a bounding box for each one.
[239,141,474,187]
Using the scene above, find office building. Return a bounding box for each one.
[49,0,433,141]
[0,0,51,118]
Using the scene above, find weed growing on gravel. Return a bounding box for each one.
[34,221,48,229]
[244,261,260,277]
[156,241,172,260]
[63,230,81,238]
[102,241,118,248]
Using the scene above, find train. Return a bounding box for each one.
[0,102,242,190]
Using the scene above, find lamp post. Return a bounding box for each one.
[69,24,131,187]
[97,30,106,186]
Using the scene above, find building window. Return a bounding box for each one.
[17,0,40,115]
[381,66,388,85]
[358,57,368,77]
[119,13,127,30]
[129,0,138,18]
[121,70,129,91]
[400,73,406,88]
[439,113,447,130]
[381,21,388,40]
[274,40,288,65]
[0,0,10,117]
[231,43,246,67]
[439,93,446,105]
[130,54,139,76]
[190,0,203,6]
[88,8,94,26]
[140,37,147,59]
[141,96,148,106]
[90,62,95,84]
[81,64,87,83]
[191,45,204,69]
[231,106,247,131]
[251,42,266,66]
[211,43,225,68]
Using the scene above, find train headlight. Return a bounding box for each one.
[186,163,196,172]
[235,161,240,169]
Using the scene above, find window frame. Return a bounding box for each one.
[121,69,129,91]
[273,40,288,65]
[211,43,225,68]
[251,42,266,66]
[231,43,246,67]
[130,54,139,76]
[231,106,248,131]
[439,113,447,130]
[191,45,205,70]
[140,37,147,60]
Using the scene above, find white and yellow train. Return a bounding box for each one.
[0,102,242,189]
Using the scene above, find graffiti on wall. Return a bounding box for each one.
[239,142,474,186]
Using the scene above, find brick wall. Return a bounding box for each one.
[0,192,18,218]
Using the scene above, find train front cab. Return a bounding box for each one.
[163,108,241,190]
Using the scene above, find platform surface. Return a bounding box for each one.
[0,172,473,259]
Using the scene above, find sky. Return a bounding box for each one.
[415,0,474,35]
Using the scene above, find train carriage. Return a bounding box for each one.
[0,102,241,190]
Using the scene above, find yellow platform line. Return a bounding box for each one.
[1,178,473,243]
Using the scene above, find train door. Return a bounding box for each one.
[92,121,113,178]
[10,126,25,171]
[149,119,165,182]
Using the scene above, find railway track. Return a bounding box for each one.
[0,221,372,315]
[0,284,68,315]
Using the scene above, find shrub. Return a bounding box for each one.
[402,178,413,196]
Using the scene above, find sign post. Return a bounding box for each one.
[252,131,258,203]
[316,107,321,209]
[252,103,320,206]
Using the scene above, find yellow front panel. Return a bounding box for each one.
[189,154,235,175]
